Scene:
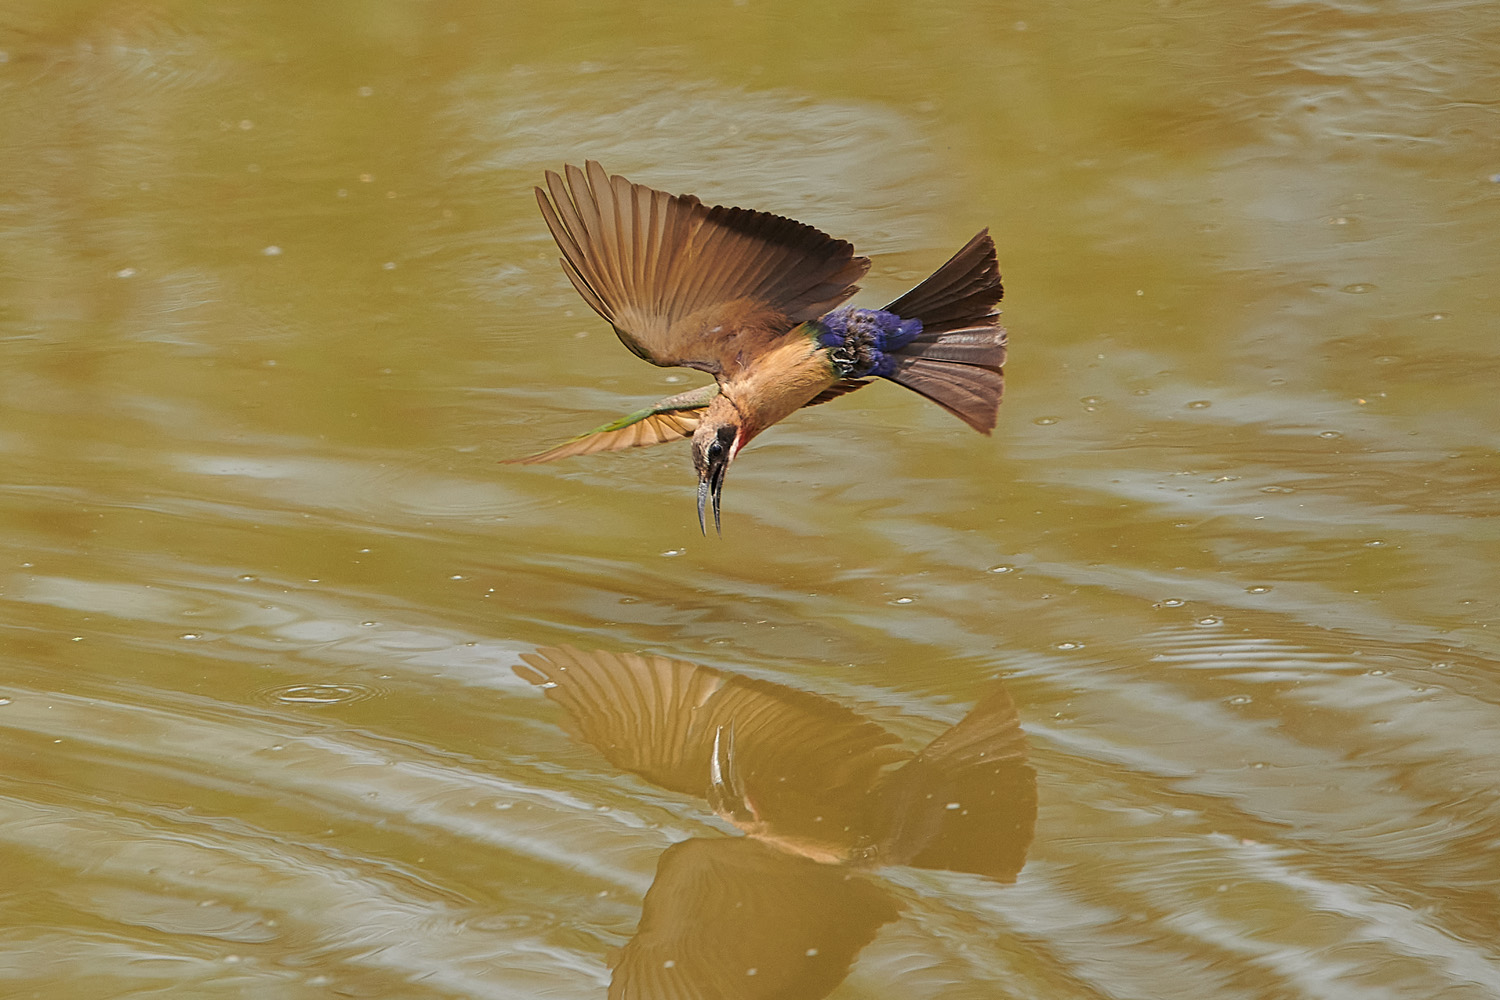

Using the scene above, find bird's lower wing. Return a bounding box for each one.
[504,383,718,464]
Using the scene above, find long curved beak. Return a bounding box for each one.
[696,456,728,536]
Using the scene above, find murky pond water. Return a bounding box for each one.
[3,2,1498,998]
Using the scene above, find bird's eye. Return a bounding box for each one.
[706,440,724,462]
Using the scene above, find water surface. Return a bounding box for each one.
[2,2,1498,997]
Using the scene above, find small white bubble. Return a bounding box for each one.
[115,267,137,278]
[0,698,12,707]
[382,261,396,270]
[1054,641,1082,650]
[262,245,282,256]
[1227,695,1252,705]
[1196,616,1223,627]
[987,564,1015,574]
[180,633,202,640]
[1155,598,1186,608]
[450,574,465,581]
[890,596,915,605]
[661,548,685,557]
[1033,416,1058,426]
[1318,430,1343,440]
[1185,400,1212,410]
[1246,585,1272,594]
[1341,282,1374,294]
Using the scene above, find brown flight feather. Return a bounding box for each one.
[505,408,707,464]
[535,161,870,373]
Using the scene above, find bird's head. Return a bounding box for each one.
[691,399,744,535]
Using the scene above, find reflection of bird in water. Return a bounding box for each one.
[514,646,1036,1000]
[509,162,1008,533]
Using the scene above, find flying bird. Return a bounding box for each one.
[511,161,1008,533]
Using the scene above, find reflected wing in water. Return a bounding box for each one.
[609,836,899,1000]
[514,645,906,845]
[869,683,1037,881]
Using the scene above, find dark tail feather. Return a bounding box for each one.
[881,230,1008,433]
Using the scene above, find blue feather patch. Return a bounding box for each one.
[815,307,923,378]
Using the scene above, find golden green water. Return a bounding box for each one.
[3,1,1499,997]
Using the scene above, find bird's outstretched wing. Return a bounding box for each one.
[536,161,870,373]
[503,383,719,464]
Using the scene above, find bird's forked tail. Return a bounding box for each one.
[879,230,1007,433]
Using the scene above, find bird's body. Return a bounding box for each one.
[512,161,1009,531]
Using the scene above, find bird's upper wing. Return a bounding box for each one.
[536,161,870,373]
[503,383,719,464]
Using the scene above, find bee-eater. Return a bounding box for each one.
[511,161,1008,533]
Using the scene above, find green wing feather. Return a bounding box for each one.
[505,383,720,464]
